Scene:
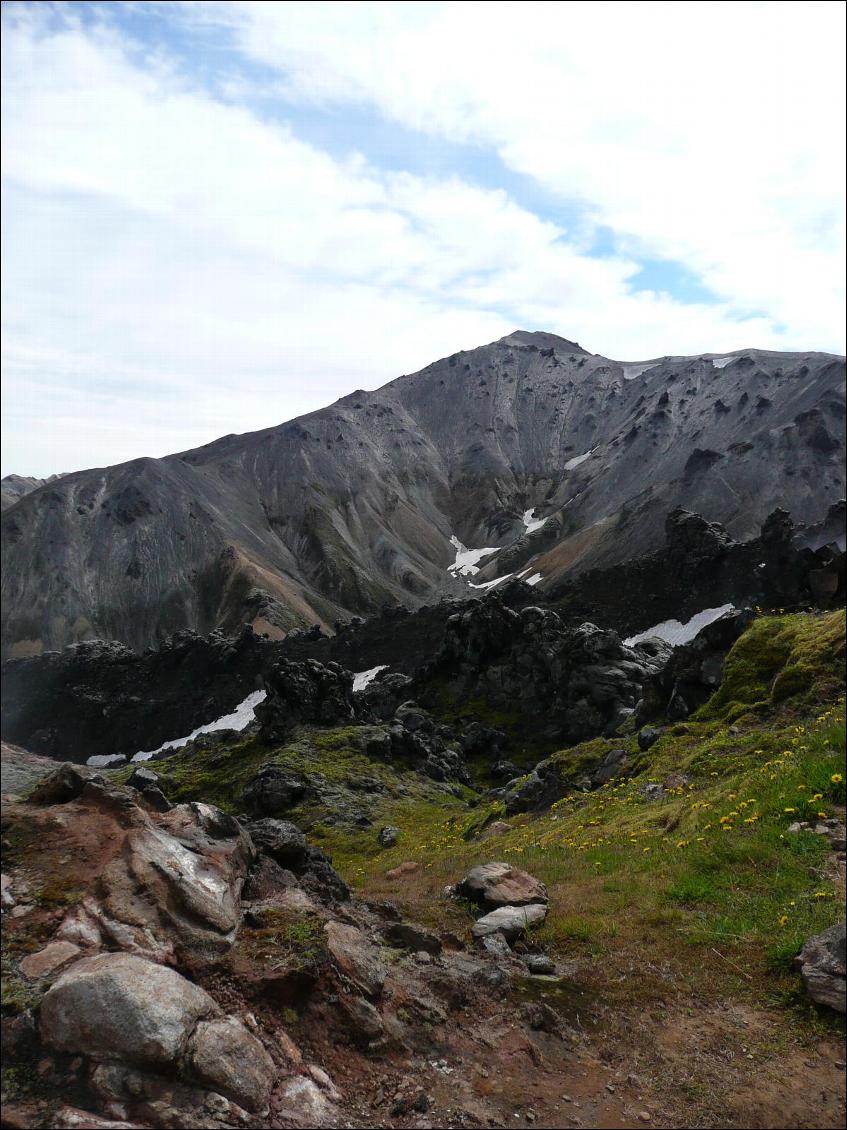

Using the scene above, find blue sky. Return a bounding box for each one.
[2,1,844,475]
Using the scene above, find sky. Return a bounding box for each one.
[1,1,844,477]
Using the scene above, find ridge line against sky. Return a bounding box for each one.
[1,0,844,477]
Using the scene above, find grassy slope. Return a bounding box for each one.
[133,611,845,1017]
[314,612,847,1014]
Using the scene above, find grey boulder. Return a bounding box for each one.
[471,903,548,944]
[40,953,217,1067]
[794,922,846,1013]
[188,1015,276,1112]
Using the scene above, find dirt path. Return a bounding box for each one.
[293,978,846,1129]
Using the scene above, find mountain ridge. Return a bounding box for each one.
[2,331,844,657]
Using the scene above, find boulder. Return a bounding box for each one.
[377,825,399,847]
[522,953,556,975]
[458,722,508,758]
[247,818,349,902]
[394,702,434,733]
[385,861,421,880]
[187,1015,276,1112]
[794,922,846,1013]
[248,819,308,867]
[637,727,664,751]
[324,920,385,998]
[491,760,521,782]
[480,820,512,840]
[457,862,548,910]
[28,763,97,805]
[241,765,307,816]
[50,1108,147,1130]
[336,992,384,1043]
[591,747,629,786]
[471,904,548,944]
[41,953,217,1067]
[275,1075,339,1127]
[127,766,160,790]
[20,940,81,980]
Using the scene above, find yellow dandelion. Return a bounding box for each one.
[831,773,843,784]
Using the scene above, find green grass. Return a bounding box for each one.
[156,721,469,832]
[317,612,845,1012]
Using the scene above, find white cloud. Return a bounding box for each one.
[1,2,843,476]
[227,0,846,345]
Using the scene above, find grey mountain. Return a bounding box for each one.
[1,474,52,512]
[2,331,844,657]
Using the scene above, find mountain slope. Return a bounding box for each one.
[1,474,51,511]
[2,331,844,656]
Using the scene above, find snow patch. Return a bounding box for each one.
[624,604,734,648]
[130,689,267,763]
[621,362,658,380]
[710,356,735,369]
[353,665,388,692]
[448,535,498,576]
[522,508,547,534]
[564,449,593,471]
[469,574,512,591]
[524,572,543,587]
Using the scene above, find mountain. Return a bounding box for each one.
[2,331,844,657]
[1,474,51,511]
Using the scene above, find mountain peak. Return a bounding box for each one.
[499,330,590,354]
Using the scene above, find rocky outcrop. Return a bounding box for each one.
[1,626,276,761]
[794,922,846,1013]
[5,757,554,1128]
[254,659,355,743]
[435,601,671,745]
[665,507,734,566]
[356,671,414,720]
[246,818,350,902]
[549,503,846,642]
[25,768,254,961]
[384,703,471,786]
[637,607,755,722]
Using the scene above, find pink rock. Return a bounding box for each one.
[20,941,82,980]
